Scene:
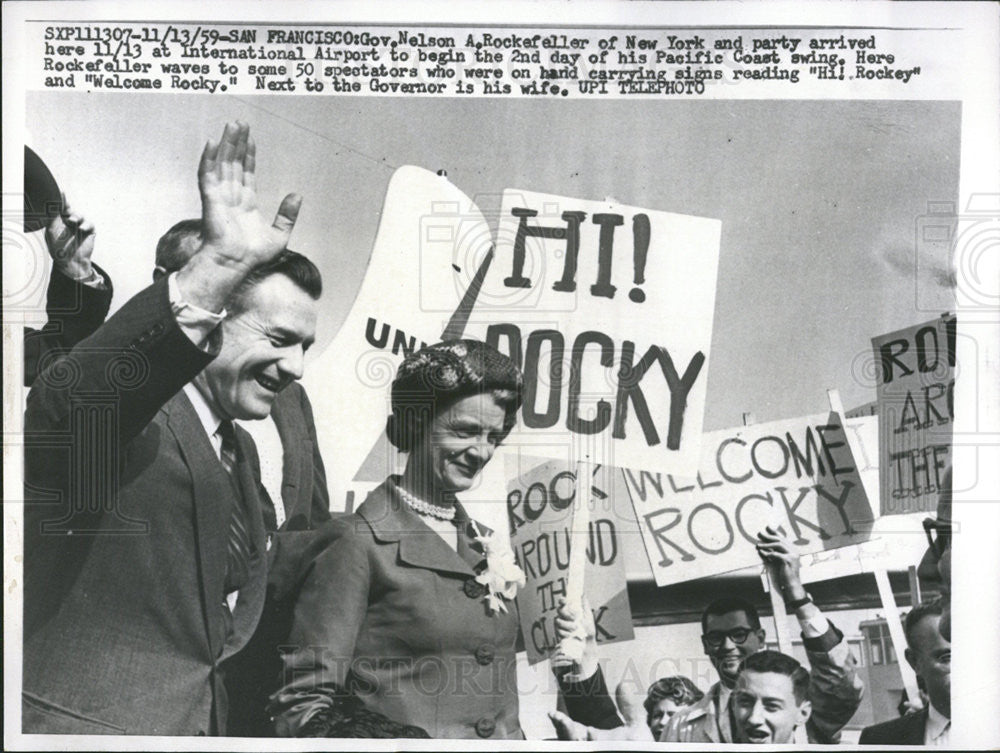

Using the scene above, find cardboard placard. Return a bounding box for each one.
[507,456,633,665]
[625,411,876,587]
[871,315,955,515]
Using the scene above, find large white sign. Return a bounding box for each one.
[303,166,490,511]
[464,188,721,473]
[625,411,876,586]
[306,171,722,512]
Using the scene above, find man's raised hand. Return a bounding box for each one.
[177,121,302,314]
[756,525,808,602]
[197,121,301,271]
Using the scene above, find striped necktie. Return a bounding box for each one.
[217,420,251,595]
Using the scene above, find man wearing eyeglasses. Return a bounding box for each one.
[548,528,863,744]
[662,527,863,744]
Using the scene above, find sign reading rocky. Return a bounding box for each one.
[464,188,722,474]
[507,457,633,665]
[624,411,876,587]
[871,314,955,515]
[304,170,722,513]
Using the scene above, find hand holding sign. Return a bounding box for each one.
[550,596,597,680]
[756,526,809,603]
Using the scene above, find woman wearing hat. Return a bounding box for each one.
[270,340,526,739]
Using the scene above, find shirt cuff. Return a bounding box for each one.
[168,271,226,348]
[56,264,107,289]
[796,601,830,638]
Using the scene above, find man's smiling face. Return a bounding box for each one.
[197,272,317,420]
[702,610,765,686]
[732,670,811,744]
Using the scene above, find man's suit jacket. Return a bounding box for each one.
[23,278,269,736]
[269,380,331,532]
[859,709,928,746]
[23,263,112,386]
[662,621,863,744]
[222,379,334,736]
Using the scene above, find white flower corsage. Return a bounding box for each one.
[472,522,526,614]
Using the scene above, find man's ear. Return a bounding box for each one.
[797,699,812,726]
[904,647,917,672]
[755,628,766,645]
[700,636,713,657]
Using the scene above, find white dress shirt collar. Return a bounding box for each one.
[182,382,225,454]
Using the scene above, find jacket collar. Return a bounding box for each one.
[270,383,310,518]
[357,477,483,578]
[677,681,726,743]
[682,681,718,723]
[182,382,224,439]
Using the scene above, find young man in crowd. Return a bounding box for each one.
[730,650,813,744]
[548,527,862,743]
[859,599,950,745]
[661,526,862,743]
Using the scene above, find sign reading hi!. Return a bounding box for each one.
[465,188,721,475]
[625,412,875,586]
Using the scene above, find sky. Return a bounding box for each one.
[24,93,959,431]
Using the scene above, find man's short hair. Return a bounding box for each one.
[155,218,202,273]
[643,676,704,714]
[153,218,322,310]
[739,650,810,704]
[904,598,944,649]
[229,249,322,315]
[701,597,762,633]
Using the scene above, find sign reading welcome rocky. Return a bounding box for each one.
[624,411,876,587]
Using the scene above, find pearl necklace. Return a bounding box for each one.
[394,481,456,521]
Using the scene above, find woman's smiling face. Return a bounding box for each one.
[412,393,508,494]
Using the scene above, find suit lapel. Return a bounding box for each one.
[165,392,234,660]
[454,502,487,572]
[359,481,476,578]
[233,428,268,559]
[269,395,298,512]
[905,708,929,745]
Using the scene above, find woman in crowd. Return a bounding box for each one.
[270,340,526,739]
[644,676,704,739]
